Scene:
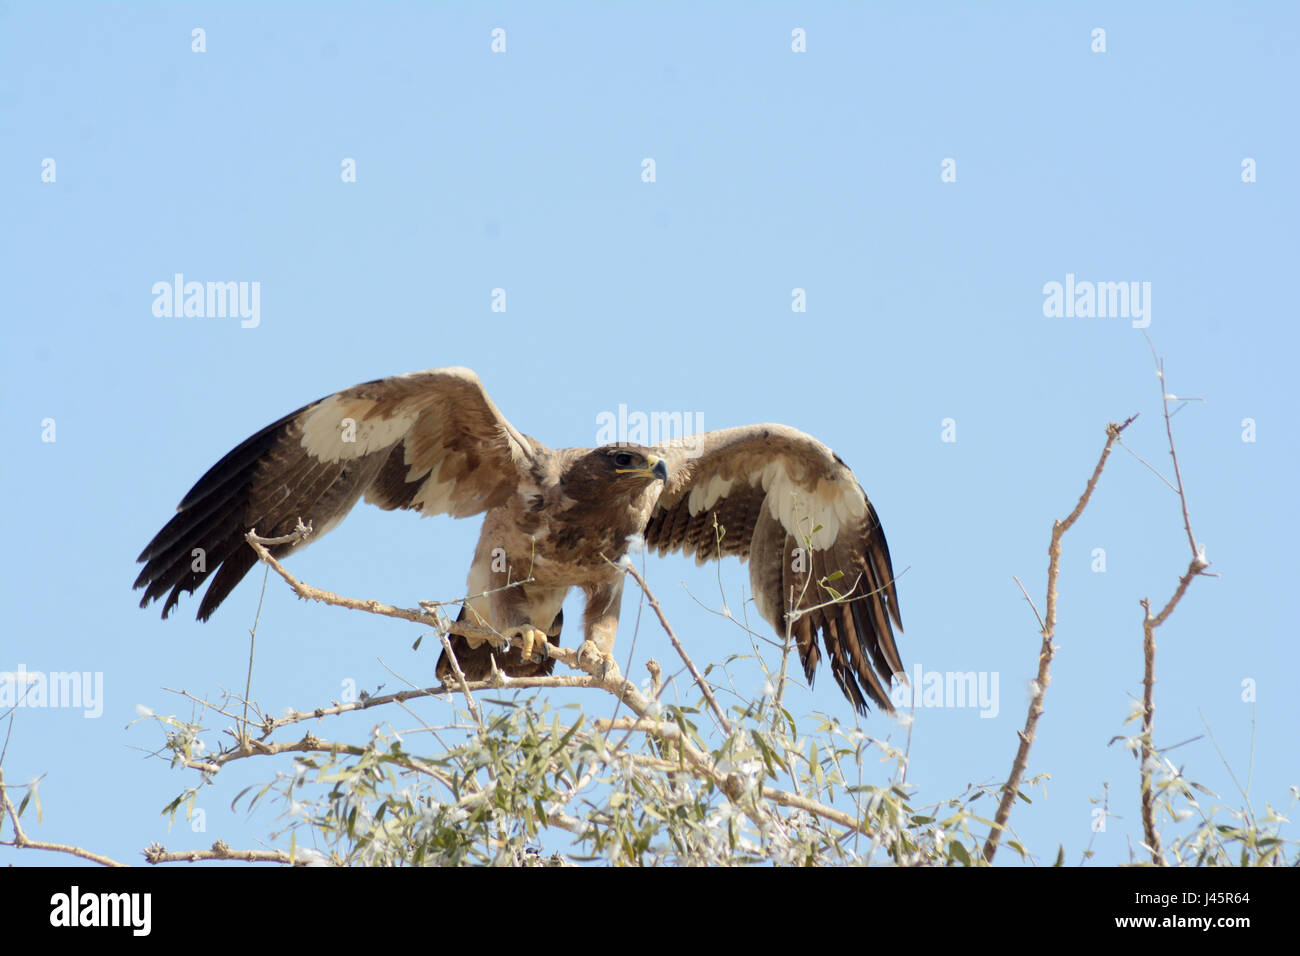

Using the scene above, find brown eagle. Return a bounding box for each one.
[134,367,904,714]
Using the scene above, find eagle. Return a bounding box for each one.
[134,367,904,714]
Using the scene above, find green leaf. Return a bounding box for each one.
[19,787,41,824]
[751,731,788,776]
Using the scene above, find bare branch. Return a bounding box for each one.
[620,560,733,736]
[437,632,483,729]
[1011,574,1045,633]
[143,841,311,866]
[0,767,127,867]
[983,414,1136,864]
[245,527,508,649]
[1135,348,1214,864]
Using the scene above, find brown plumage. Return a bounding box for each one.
[135,367,904,714]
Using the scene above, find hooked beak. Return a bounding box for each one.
[618,453,669,482]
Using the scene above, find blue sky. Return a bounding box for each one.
[2,2,1297,866]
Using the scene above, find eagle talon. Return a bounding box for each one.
[577,640,617,679]
[508,626,551,664]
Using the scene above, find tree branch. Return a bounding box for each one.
[0,767,127,867]
[982,414,1136,864]
[1136,350,1213,864]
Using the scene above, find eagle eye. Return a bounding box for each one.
[613,452,635,468]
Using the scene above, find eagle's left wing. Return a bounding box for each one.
[644,424,904,715]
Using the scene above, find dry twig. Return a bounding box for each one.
[1136,351,1213,864]
[0,767,127,867]
[982,414,1136,863]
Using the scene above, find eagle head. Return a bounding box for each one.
[606,446,669,484]
[560,445,668,505]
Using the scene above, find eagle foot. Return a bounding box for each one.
[577,640,617,679]
[506,626,551,664]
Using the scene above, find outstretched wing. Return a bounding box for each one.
[135,367,539,620]
[643,424,903,715]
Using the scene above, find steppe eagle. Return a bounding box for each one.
[134,367,904,714]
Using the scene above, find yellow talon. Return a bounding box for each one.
[511,626,550,663]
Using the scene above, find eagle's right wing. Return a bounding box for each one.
[134,367,538,620]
